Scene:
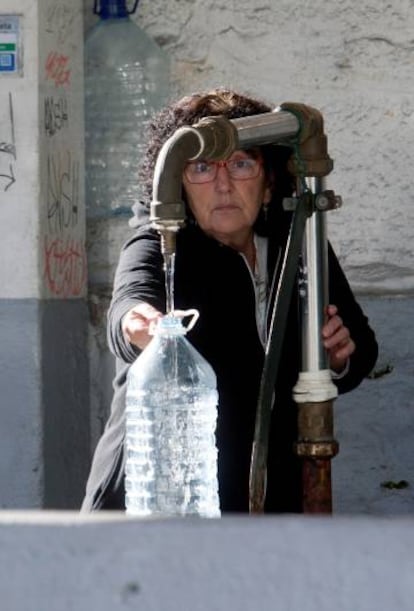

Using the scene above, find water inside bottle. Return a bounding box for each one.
[125,272,221,517]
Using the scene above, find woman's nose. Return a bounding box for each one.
[214,163,232,191]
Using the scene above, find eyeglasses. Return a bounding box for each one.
[184,156,262,184]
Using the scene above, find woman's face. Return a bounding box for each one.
[182,149,272,248]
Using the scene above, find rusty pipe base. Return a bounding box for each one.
[295,399,339,514]
[300,455,336,514]
[296,439,339,514]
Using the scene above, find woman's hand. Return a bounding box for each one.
[122,302,163,351]
[322,304,356,374]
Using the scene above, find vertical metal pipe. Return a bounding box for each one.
[299,177,329,372]
[294,177,339,514]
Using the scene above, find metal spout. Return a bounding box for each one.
[158,228,178,257]
[150,120,239,234]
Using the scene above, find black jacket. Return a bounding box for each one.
[82,221,378,513]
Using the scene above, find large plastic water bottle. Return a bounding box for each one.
[84,0,170,217]
[125,311,221,518]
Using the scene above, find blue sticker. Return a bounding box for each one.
[0,15,20,74]
[0,53,15,71]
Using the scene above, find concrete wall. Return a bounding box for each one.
[1,512,414,611]
[0,0,89,508]
[88,0,413,295]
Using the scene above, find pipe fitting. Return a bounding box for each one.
[295,399,339,460]
[293,370,338,404]
[158,228,179,257]
[296,441,339,458]
[192,116,239,160]
[279,102,334,177]
[315,190,342,211]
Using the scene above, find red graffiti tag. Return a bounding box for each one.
[45,51,71,87]
[44,236,87,297]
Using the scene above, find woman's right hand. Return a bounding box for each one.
[121,302,163,351]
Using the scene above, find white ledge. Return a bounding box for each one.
[0,511,413,610]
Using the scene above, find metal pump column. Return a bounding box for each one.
[293,175,340,513]
[149,104,340,514]
[283,104,341,514]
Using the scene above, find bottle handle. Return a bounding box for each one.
[173,308,200,331]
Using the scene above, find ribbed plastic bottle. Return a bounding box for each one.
[84,0,170,217]
[125,312,221,518]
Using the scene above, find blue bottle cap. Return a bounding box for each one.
[94,0,140,19]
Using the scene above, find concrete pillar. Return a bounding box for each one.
[0,0,89,508]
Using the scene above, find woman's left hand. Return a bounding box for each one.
[322,304,356,373]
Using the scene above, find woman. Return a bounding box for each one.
[82,89,378,513]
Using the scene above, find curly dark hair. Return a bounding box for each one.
[133,88,294,235]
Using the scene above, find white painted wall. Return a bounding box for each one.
[0,3,39,298]
[0,0,86,299]
[0,0,89,510]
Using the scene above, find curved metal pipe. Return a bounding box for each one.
[230,110,299,148]
[150,109,301,235]
[150,119,239,254]
[150,126,204,232]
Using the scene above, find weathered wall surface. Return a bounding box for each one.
[0,0,89,509]
[82,0,414,515]
[85,0,414,294]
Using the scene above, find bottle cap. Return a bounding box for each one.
[94,0,140,18]
[151,309,199,336]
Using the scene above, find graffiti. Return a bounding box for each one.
[0,92,16,191]
[45,51,71,87]
[44,235,87,297]
[44,95,68,136]
[45,151,85,296]
[45,3,76,46]
[47,150,79,233]
[0,21,13,32]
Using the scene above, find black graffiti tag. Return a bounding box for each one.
[47,150,79,233]
[0,92,16,191]
[44,96,69,137]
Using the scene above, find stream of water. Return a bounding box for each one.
[164,252,176,315]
